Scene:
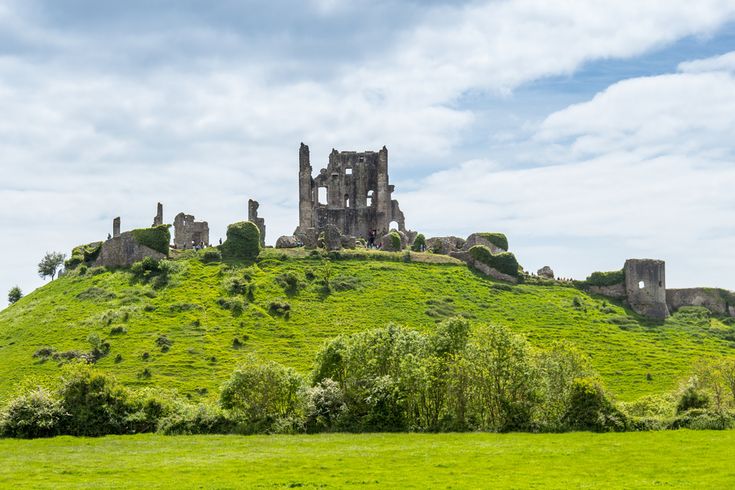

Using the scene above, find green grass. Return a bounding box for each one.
[1,431,734,488]
[1,249,734,404]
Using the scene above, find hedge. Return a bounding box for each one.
[585,270,625,287]
[469,245,520,277]
[132,225,171,256]
[476,232,509,251]
[221,221,261,261]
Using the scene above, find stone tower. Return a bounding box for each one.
[624,259,670,320]
[296,143,406,239]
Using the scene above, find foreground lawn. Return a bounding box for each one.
[1,431,733,488]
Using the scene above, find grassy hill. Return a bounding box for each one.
[1,248,733,404]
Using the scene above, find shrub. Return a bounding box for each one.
[0,387,64,438]
[411,233,426,252]
[130,257,176,288]
[268,300,291,317]
[585,270,625,287]
[476,232,509,251]
[468,245,520,277]
[217,297,246,315]
[158,403,233,435]
[7,286,22,305]
[156,335,173,352]
[275,271,304,294]
[676,386,710,414]
[220,359,306,432]
[131,225,171,255]
[562,377,627,432]
[110,326,127,335]
[200,247,222,263]
[56,363,131,436]
[306,379,346,433]
[221,221,261,261]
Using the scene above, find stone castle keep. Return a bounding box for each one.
[296,143,406,238]
[87,142,733,321]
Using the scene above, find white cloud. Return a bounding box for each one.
[404,53,735,289]
[678,50,735,73]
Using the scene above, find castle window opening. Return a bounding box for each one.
[345,168,352,175]
[389,221,399,231]
[345,195,350,208]
[639,281,645,289]
[318,187,327,205]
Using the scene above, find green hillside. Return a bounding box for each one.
[1,248,733,404]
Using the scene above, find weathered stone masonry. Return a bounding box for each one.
[296,143,406,239]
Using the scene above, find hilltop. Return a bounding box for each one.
[1,248,733,405]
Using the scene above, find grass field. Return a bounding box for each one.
[1,249,734,404]
[0,431,733,488]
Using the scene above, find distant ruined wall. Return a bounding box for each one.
[623,259,669,320]
[174,212,209,249]
[296,143,406,240]
[667,288,735,317]
[248,199,266,246]
[95,231,166,267]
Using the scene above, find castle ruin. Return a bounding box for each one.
[296,143,406,239]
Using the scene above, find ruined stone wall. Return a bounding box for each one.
[94,231,166,268]
[297,143,406,240]
[248,199,266,246]
[174,212,209,249]
[667,288,735,317]
[624,259,669,320]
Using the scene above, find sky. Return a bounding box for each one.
[2,0,735,307]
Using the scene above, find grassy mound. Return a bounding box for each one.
[1,249,734,404]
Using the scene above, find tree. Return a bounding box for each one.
[7,286,22,305]
[38,252,66,281]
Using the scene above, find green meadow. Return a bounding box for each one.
[1,431,733,488]
[1,248,733,404]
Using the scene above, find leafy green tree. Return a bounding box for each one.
[562,377,627,432]
[0,386,63,438]
[7,286,22,305]
[220,358,305,431]
[37,251,66,280]
[466,324,539,431]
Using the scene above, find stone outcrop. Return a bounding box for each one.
[463,234,507,254]
[174,212,209,249]
[450,250,518,284]
[624,259,669,320]
[296,143,407,241]
[322,224,342,251]
[295,227,318,249]
[537,266,554,279]
[426,236,465,255]
[380,232,402,252]
[667,288,735,317]
[275,235,300,249]
[248,199,266,247]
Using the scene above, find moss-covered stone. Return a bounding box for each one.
[469,245,520,277]
[131,225,171,256]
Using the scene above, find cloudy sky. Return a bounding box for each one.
[2,0,735,305]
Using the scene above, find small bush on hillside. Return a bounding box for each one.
[268,300,291,317]
[7,286,23,305]
[131,225,171,255]
[217,297,246,315]
[131,257,176,288]
[221,221,261,261]
[156,335,173,352]
[110,326,127,335]
[64,242,103,269]
[330,275,362,291]
[200,247,222,263]
[388,231,402,251]
[585,270,625,287]
[469,246,520,277]
[275,271,305,294]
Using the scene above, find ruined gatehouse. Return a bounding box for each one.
[296,143,406,239]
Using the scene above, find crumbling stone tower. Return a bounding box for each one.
[624,259,670,320]
[296,143,406,238]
